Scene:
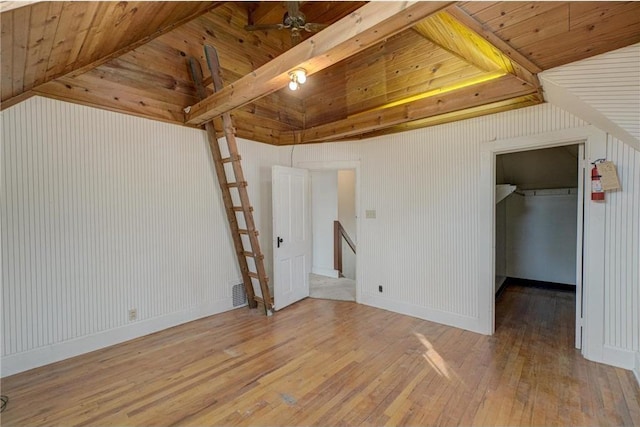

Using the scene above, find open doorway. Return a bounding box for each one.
[494,144,583,347]
[309,168,357,302]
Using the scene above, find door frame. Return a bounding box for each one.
[478,126,607,361]
[295,160,361,303]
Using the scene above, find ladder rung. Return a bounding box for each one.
[254,295,274,305]
[238,229,259,236]
[232,206,253,212]
[221,155,241,163]
[248,272,268,283]
[227,181,247,188]
[241,251,264,260]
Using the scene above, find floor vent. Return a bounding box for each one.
[232,283,247,307]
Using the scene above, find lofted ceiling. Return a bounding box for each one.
[2,1,640,145]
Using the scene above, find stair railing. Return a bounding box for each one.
[334,220,356,277]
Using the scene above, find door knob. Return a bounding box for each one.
[277,237,283,248]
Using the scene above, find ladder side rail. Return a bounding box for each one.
[188,57,258,308]
[222,113,273,311]
[203,45,273,313]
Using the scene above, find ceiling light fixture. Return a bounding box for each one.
[288,68,307,91]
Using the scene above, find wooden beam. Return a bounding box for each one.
[184,1,454,126]
[350,93,543,141]
[0,89,34,110]
[445,5,542,74]
[282,75,538,144]
[414,10,540,88]
[0,1,41,13]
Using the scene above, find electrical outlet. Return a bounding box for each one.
[378,285,383,293]
[128,308,137,321]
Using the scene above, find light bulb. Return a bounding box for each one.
[289,80,299,91]
[296,70,307,84]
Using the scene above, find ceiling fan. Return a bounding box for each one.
[244,1,328,45]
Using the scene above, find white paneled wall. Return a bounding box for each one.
[1,97,279,375]
[2,96,638,375]
[290,104,590,332]
[604,136,639,353]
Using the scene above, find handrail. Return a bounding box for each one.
[334,220,356,276]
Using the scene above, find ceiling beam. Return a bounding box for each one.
[184,1,454,126]
[0,1,41,13]
[445,5,542,75]
[414,10,539,88]
[248,1,286,25]
[350,93,543,141]
[0,2,223,111]
[0,89,34,110]
[281,75,539,144]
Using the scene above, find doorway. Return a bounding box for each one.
[297,160,360,303]
[494,144,584,348]
[308,169,357,301]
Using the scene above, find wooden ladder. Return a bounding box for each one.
[188,45,273,315]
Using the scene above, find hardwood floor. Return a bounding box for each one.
[2,285,639,426]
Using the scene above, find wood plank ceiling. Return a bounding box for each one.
[2,1,640,145]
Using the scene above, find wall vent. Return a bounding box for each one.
[232,283,247,307]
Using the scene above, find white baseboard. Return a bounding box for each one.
[585,344,637,371]
[311,267,340,278]
[1,298,236,378]
[634,352,640,387]
[360,293,486,334]
[598,345,637,370]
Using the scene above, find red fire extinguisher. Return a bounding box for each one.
[591,162,605,201]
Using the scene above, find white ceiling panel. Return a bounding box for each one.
[541,43,640,143]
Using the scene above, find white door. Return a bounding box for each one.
[272,165,311,310]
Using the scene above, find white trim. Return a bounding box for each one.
[581,130,608,364]
[634,352,640,387]
[478,126,607,362]
[1,298,236,377]
[575,144,585,349]
[360,293,485,334]
[296,160,361,303]
[597,346,638,370]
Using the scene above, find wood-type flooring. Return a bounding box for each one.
[2,284,639,426]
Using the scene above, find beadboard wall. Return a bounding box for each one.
[1,97,279,376]
[603,135,639,354]
[288,104,587,329]
[288,103,639,369]
[2,97,638,376]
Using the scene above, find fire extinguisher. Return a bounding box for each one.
[591,161,605,202]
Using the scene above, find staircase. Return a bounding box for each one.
[187,45,273,315]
